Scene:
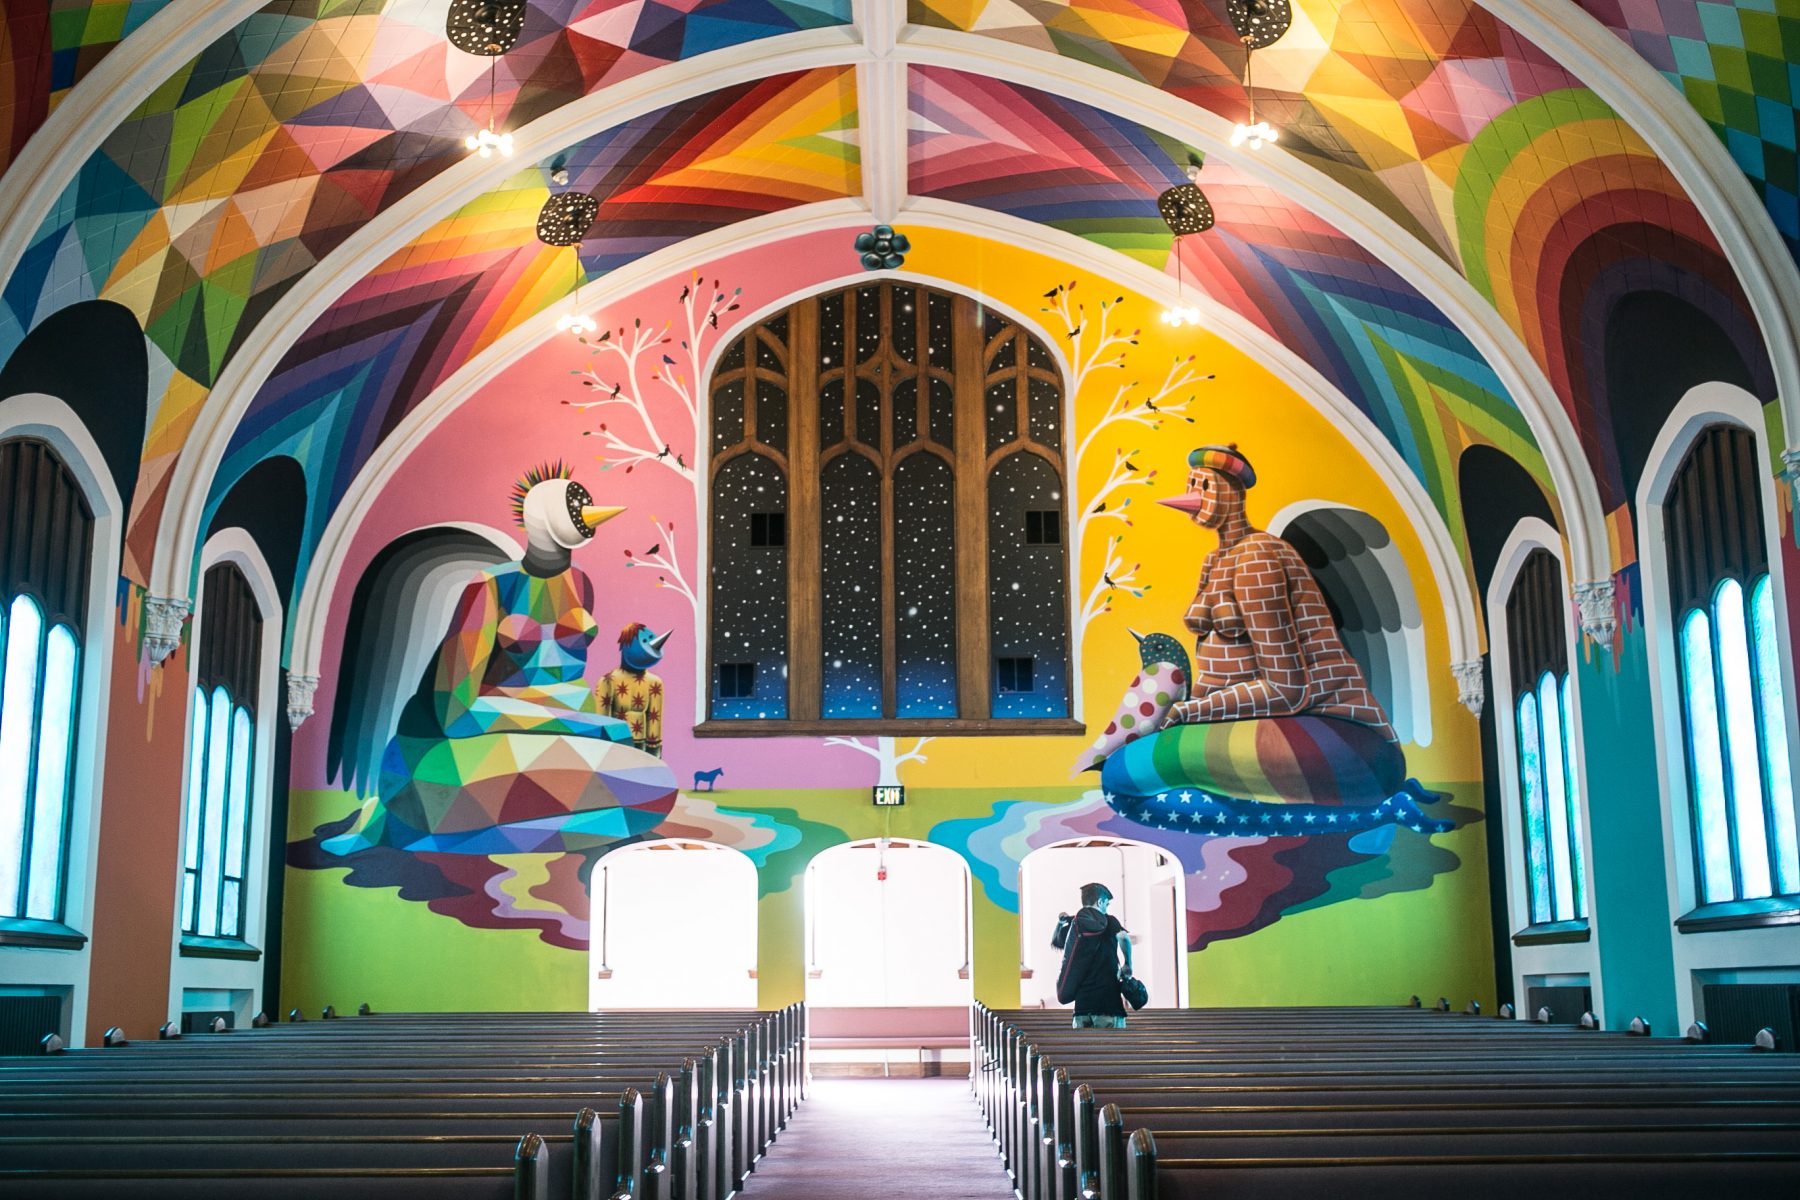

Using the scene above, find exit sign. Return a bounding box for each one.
[872,785,905,807]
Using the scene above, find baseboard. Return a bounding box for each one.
[810,1061,970,1078]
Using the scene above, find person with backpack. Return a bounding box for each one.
[1052,882,1141,1028]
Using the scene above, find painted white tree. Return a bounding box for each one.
[565,273,742,607]
[823,735,935,787]
[1041,281,1211,639]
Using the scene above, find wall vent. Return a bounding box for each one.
[0,995,64,1056]
[1701,984,1800,1050]
[1525,985,1591,1026]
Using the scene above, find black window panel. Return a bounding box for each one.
[718,663,755,699]
[1505,548,1568,686]
[997,656,1036,693]
[749,512,786,547]
[0,437,95,634]
[1024,510,1061,545]
[197,563,263,713]
[1665,424,1768,613]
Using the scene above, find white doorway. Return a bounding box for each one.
[589,840,758,1010]
[1019,839,1188,1009]
[803,839,974,1008]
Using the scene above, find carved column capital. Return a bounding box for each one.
[1450,660,1485,718]
[1573,578,1618,646]
[287,674,321,730]
[141,594,191,664]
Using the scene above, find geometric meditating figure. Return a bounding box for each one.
[1082,444,1451,835]
[323,464,679,857]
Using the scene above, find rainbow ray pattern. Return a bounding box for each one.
[204,67,859,596]
[909,67,1547,551]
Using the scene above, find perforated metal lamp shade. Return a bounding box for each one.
[537,192,600,247]
[446,0,527,55]
[1156,184,1215,236]
[1226,0,1293,50]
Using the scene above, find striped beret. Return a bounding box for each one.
[1186,443,1256,489]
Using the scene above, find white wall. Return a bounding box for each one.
[1019,841,1185,1009]
[589,841,758,1010]
[804,840,972,1008]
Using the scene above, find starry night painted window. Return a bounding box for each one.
[0,438,92,930]
[1504,548,1586,930]
[1663,426,1799,907]
[703,283,1075,732]
[181,563,263,942]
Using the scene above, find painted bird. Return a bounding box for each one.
[1069,629,1192,776]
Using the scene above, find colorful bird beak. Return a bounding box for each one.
[648,629,673,654]
[1158,492,1209,513]
[1127,628,1145,643]
[582,504,626,529]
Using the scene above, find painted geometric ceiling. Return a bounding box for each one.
[0,0,1793,602]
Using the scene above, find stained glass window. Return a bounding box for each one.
[0,438,93,926]
[1505,548,1586,926]
[705,282,1070,728]
[1663,424,1798,906]
[180,563,263,940]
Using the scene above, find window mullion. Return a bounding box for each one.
[952,295,990,720]
[787,301,822,723]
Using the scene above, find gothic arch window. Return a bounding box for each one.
[703,282,1075,732]
[1503,547,1586,928]
[1662,424,1798,904]
[0,437,93,928]
[180,562,264,942]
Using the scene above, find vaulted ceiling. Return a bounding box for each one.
[0,0,1793,621]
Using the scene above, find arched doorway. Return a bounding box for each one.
[588,840,758,1010]
[803,839,973,1008]
[1018,838,1187,1009]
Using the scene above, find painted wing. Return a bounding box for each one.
[326,527,511,798]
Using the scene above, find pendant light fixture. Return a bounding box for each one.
[1227,0,1290,151]
[537,188,601,337]
[1158,158,1211,328]
[450,2,525,159]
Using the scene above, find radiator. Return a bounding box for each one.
[1525,984,1592,1026]
[1701,983,1800,1050]
[0,995,65,1056]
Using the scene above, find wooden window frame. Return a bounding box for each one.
[698,283,1082,737]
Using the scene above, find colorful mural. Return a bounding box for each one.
[205,67,859,619]
[908,0,1772,541]
[1582,0,1800,257]
[0,0,853,580]
[908,66,1549,559]
[279,229,1490,1011]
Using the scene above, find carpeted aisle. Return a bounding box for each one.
[744,1077,1015,1199]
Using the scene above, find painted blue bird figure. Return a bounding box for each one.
[598,623,673,755]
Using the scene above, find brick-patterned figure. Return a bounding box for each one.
[1163,445,1395,739]
[597,623,671,757]
[1087,445,1452,837]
